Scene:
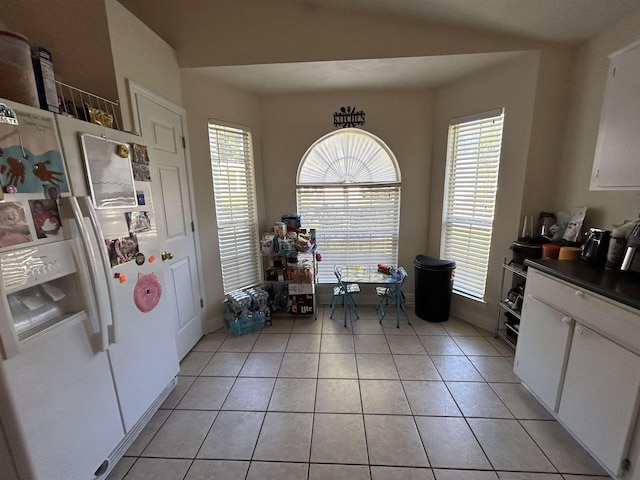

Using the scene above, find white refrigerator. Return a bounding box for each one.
[0,99,179,479]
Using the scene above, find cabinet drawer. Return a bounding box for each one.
[526,269,640,353]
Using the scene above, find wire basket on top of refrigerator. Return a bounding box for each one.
[55,81,122,131]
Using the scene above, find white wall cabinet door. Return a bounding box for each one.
[591,41,640,190]
[558,323,640,476]
[514,295,572,411]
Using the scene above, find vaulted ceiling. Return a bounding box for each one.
[118,0,640,93]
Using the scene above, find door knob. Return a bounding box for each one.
[161,251,173,261]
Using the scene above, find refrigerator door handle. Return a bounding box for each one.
[79,196,121,345]
[68,196,112,351]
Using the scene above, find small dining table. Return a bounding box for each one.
[340,265,399,284]
[339,265,407,327]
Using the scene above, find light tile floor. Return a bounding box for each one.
[106,305,613,480]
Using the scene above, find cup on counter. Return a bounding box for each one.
[542,243,561,259]
[558,246,581,260]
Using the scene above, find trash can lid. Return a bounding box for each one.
[414,255,456,270]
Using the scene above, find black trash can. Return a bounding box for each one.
[414,255,456,322]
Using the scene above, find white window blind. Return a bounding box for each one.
[297,185,400,282]
[208,121,261,294]
[297,129,401,283]
[441,108,505,301]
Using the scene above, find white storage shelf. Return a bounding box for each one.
[262,252,317,318]
[495,259,527,349]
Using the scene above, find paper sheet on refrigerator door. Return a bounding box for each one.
[0,103,69,194]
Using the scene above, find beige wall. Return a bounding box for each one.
[556,11,640,230]
[180,69,264,326]
[105,0,183,132]
[4,1,640,331]
[0,0,119,108]
[119,5,640,331]
[259,90,434,285]
[428,51,542,331]
[520,48,577,217]
[0,0,184,132]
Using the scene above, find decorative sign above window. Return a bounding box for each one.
[333,106,365,128]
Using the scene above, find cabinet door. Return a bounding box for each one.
[591,42,640,190]
[514,295,572,411]
[558,323,640,476]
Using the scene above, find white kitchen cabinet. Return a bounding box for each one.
[514,294,572,411]
[514,267,640,478]
[558,323,640,477]
[591,41,640,190]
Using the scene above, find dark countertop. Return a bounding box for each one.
[524,258,640,311]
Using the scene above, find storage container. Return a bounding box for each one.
[0,31,39,107]
[228,312,265,337]
[414,255,456,322]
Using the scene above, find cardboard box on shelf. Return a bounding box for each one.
[290,266,312,283]
[265,267,285,282]
[261,241,273,254]
[261,232,275,253]
[288,283,314,295]
[290,294,314,315]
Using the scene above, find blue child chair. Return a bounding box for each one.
[376,267,410,328]
[330,265,360,327]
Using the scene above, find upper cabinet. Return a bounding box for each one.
[590,41,640,190]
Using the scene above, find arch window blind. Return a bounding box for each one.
[297,129,401,283]
[441,108,505,301]
[208,121,261,293]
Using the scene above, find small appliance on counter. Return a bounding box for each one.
[581,228,611,267]
[510,240,542,266]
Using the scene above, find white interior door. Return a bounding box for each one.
[130,85,203,360]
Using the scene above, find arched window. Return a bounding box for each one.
[297,128,401,283]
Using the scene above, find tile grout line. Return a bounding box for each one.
[111,306,612,479]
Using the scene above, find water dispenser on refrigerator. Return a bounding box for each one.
[0,238,100,354]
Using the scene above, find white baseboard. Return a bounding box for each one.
[205,313,226,334]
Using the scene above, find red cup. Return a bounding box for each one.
[542,243,561,259]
